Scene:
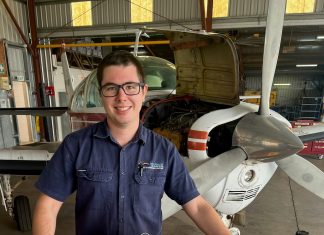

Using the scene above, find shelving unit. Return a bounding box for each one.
[298,97,322,120]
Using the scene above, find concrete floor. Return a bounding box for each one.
[1,156,324,235]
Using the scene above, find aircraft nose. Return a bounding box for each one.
[232,113,304,162]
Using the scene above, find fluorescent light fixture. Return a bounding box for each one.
[129,45,144,48]
[296,64,318,67]
[298,38,316,42]
[298,45,320,50]
[317,35,324,39]
[274,83,291,86]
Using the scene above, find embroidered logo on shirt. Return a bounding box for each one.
[138,162,164,176]
[147,162,164,170]
[138,162,164,170]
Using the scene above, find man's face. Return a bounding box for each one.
[100,64,148,129]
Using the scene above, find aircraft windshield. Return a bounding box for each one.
[71,56,176,111]
[140,56,176,90]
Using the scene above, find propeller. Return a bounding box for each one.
[162,148,247,220]
[233,0,304,162]
[236,0,324,200]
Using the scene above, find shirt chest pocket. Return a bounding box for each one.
[133,171,166,215]
[76,169,113,210]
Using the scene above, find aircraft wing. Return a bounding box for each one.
[292,123,324,143]
[0,107,68,116]
[0,142,60,174]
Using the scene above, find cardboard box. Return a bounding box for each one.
[0,76,10,90]
[243,90,277,107]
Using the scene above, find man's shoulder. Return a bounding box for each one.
[66,121,106,141]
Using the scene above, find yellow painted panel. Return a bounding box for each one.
[286,0,315,13]
[71,1,92,26]
[244,90,277,107]
[204,0,229,17]
[131,0,153,23]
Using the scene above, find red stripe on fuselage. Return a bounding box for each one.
[188,141,207,151]
[188,130,208,139]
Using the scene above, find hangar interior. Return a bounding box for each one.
[0,0,324,235]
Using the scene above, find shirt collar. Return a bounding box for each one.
[93,120,147,145]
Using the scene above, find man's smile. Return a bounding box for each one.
[115,106,131,111]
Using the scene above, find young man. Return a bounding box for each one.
[33,50,231,235]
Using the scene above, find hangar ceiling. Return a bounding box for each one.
[226,25,324,76]
[95,24,324,76]
[29,1,324,77]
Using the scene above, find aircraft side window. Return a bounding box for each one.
[160,70,176,89]
[85,72,102,108]
[72,81,86,110]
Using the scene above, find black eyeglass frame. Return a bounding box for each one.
[99,82,145,97]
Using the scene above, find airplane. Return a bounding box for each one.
[1,0,324,234]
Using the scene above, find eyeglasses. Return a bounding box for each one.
[100,82,145,97]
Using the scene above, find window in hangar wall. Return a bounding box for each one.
[204,0,229,17]
[131,0,153,23]
[71,1,93,26]
[286,0,315,13]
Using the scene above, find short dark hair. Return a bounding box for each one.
[97,50,144,86]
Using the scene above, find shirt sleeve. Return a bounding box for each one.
[163,144,200,205]
[35,135,77,202]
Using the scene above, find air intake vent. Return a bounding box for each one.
[226,186,260,201]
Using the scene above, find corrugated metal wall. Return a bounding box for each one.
[316,0,324,12]
[0,0,28,43]
[229,0,268,16]
[34,0,324,32]
[35,0,202,28]
[245,75,323,106]
[153,0,200,22]
[92,0,130,25]
[36,2,71,28]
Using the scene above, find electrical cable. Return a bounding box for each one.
[288,178,300,232]
[288,178,310,235]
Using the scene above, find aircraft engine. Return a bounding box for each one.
[141,95,235,157]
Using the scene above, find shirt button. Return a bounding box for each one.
[120,218,124,223]
[121,195,125,199]
[121,172,125,175]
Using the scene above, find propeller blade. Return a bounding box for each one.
[162,148,247,219]
[277,154,324,199]
[259,0,286,115]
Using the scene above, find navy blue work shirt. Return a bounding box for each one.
[35,121,199,235]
